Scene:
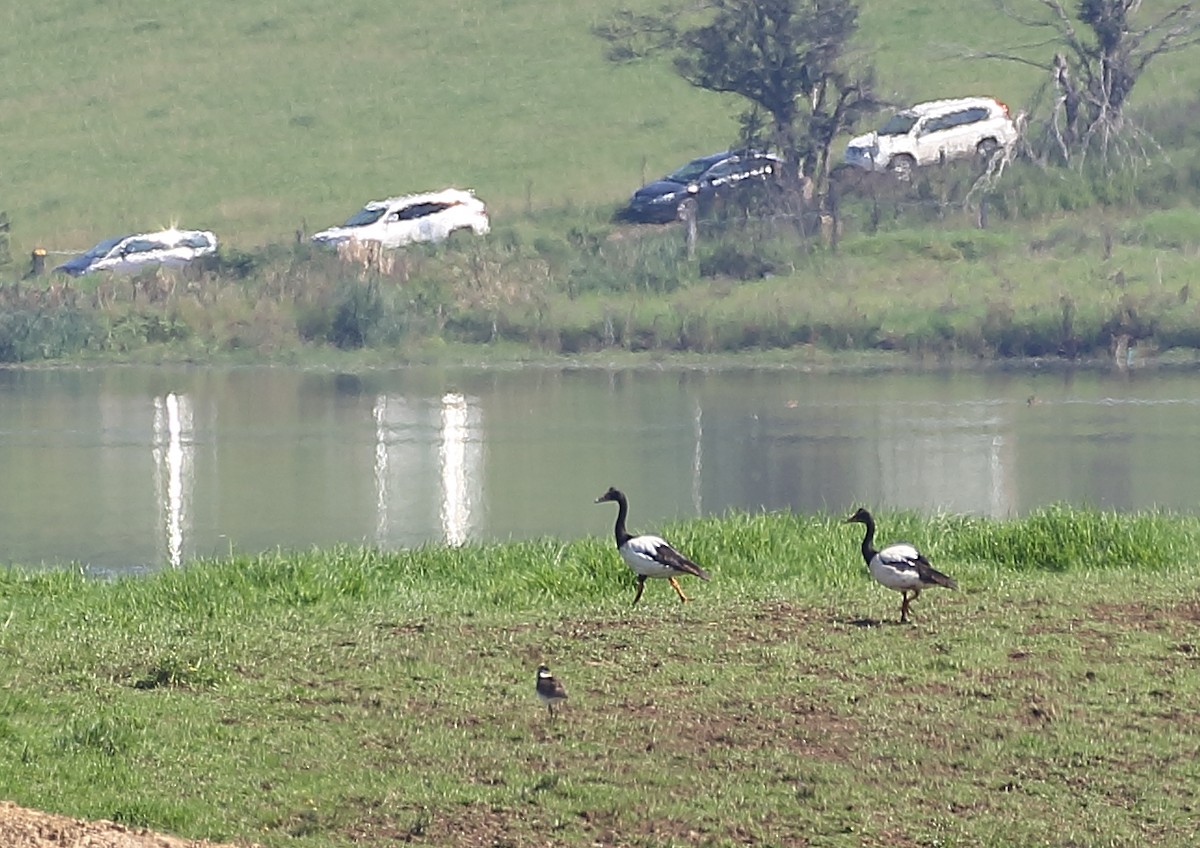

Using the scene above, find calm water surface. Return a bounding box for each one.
[2,364,1199,574]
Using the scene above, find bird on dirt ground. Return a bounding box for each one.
[844,506,957,624]
[595,486,710,605]
[535,665,568,717]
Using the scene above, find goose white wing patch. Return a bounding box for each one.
[619,535,680,577]
[870,543,932,591]
[877,543,922,566]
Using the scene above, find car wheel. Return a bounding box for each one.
[976,138,1000,164]
[676,197,699,222]
[888,155,915,181]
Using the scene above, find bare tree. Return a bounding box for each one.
[595,0,881,197]
[976,1,1200,166]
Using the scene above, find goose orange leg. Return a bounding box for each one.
[669,576,690,603]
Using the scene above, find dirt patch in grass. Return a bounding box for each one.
[0,802,255,848]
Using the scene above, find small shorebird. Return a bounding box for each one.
[595,486,711,605]
[844,507,957,623]
[535,665,568,717]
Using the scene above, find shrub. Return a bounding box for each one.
[0,307,100,362]
[329,280,383,349]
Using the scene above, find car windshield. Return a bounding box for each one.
[665,158,718,184]
[878,113,919,136]
[79,235,128,261]
[122,238,170,255]
[342,206,387,227]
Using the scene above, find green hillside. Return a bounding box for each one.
[0,0,1194,258]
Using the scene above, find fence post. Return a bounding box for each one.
[828,180,840,253]
[682,203,697,260]
[29,248,46,277]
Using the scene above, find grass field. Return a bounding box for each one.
[3,0,1198,258]
[2,508,1199,846]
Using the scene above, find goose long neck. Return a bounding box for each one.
[859,516,877,564]
[612,494,633,547]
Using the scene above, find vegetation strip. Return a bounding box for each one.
[1,508,1199,846]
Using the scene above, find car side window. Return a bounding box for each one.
[941,108,987,131]
[921,115,946,134]
[397,202,454,221]
[961,107,989,126]
[704,161,739,182]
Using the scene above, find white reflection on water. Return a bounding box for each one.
[152,393,193,568]
[439,392,480,547]
[372,392,482,548]
[372,396,392,543]
[864,402,1016,517]
[372,394,424,546]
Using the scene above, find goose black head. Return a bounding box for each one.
[844,506,873,525]
[595,487,623,504]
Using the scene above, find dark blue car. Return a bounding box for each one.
[619,150,784,224]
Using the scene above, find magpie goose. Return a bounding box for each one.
[595,487,710,604]
[844,507,956,623]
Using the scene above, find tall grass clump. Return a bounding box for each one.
[940,504,1200,572]
[838,227,1014,263]
[0,305,101,362]
[1118,207,1200,251]
[676,510,859,595]
[565,226,693,297]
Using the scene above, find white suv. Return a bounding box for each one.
[311,188,490,249]
[843,97,1018,179]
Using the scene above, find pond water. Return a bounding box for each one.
[2,364,1198,575]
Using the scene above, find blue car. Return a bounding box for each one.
[619,150,784,224]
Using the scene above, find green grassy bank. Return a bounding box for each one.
[2,507,1199,846]
[5,193,1200,366]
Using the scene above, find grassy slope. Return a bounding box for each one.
[2,509,1200,846]
[3,0,1196,258]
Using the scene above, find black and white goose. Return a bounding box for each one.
[844,507,957,623]
[595,486,710,605]
[535,665,568,717]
